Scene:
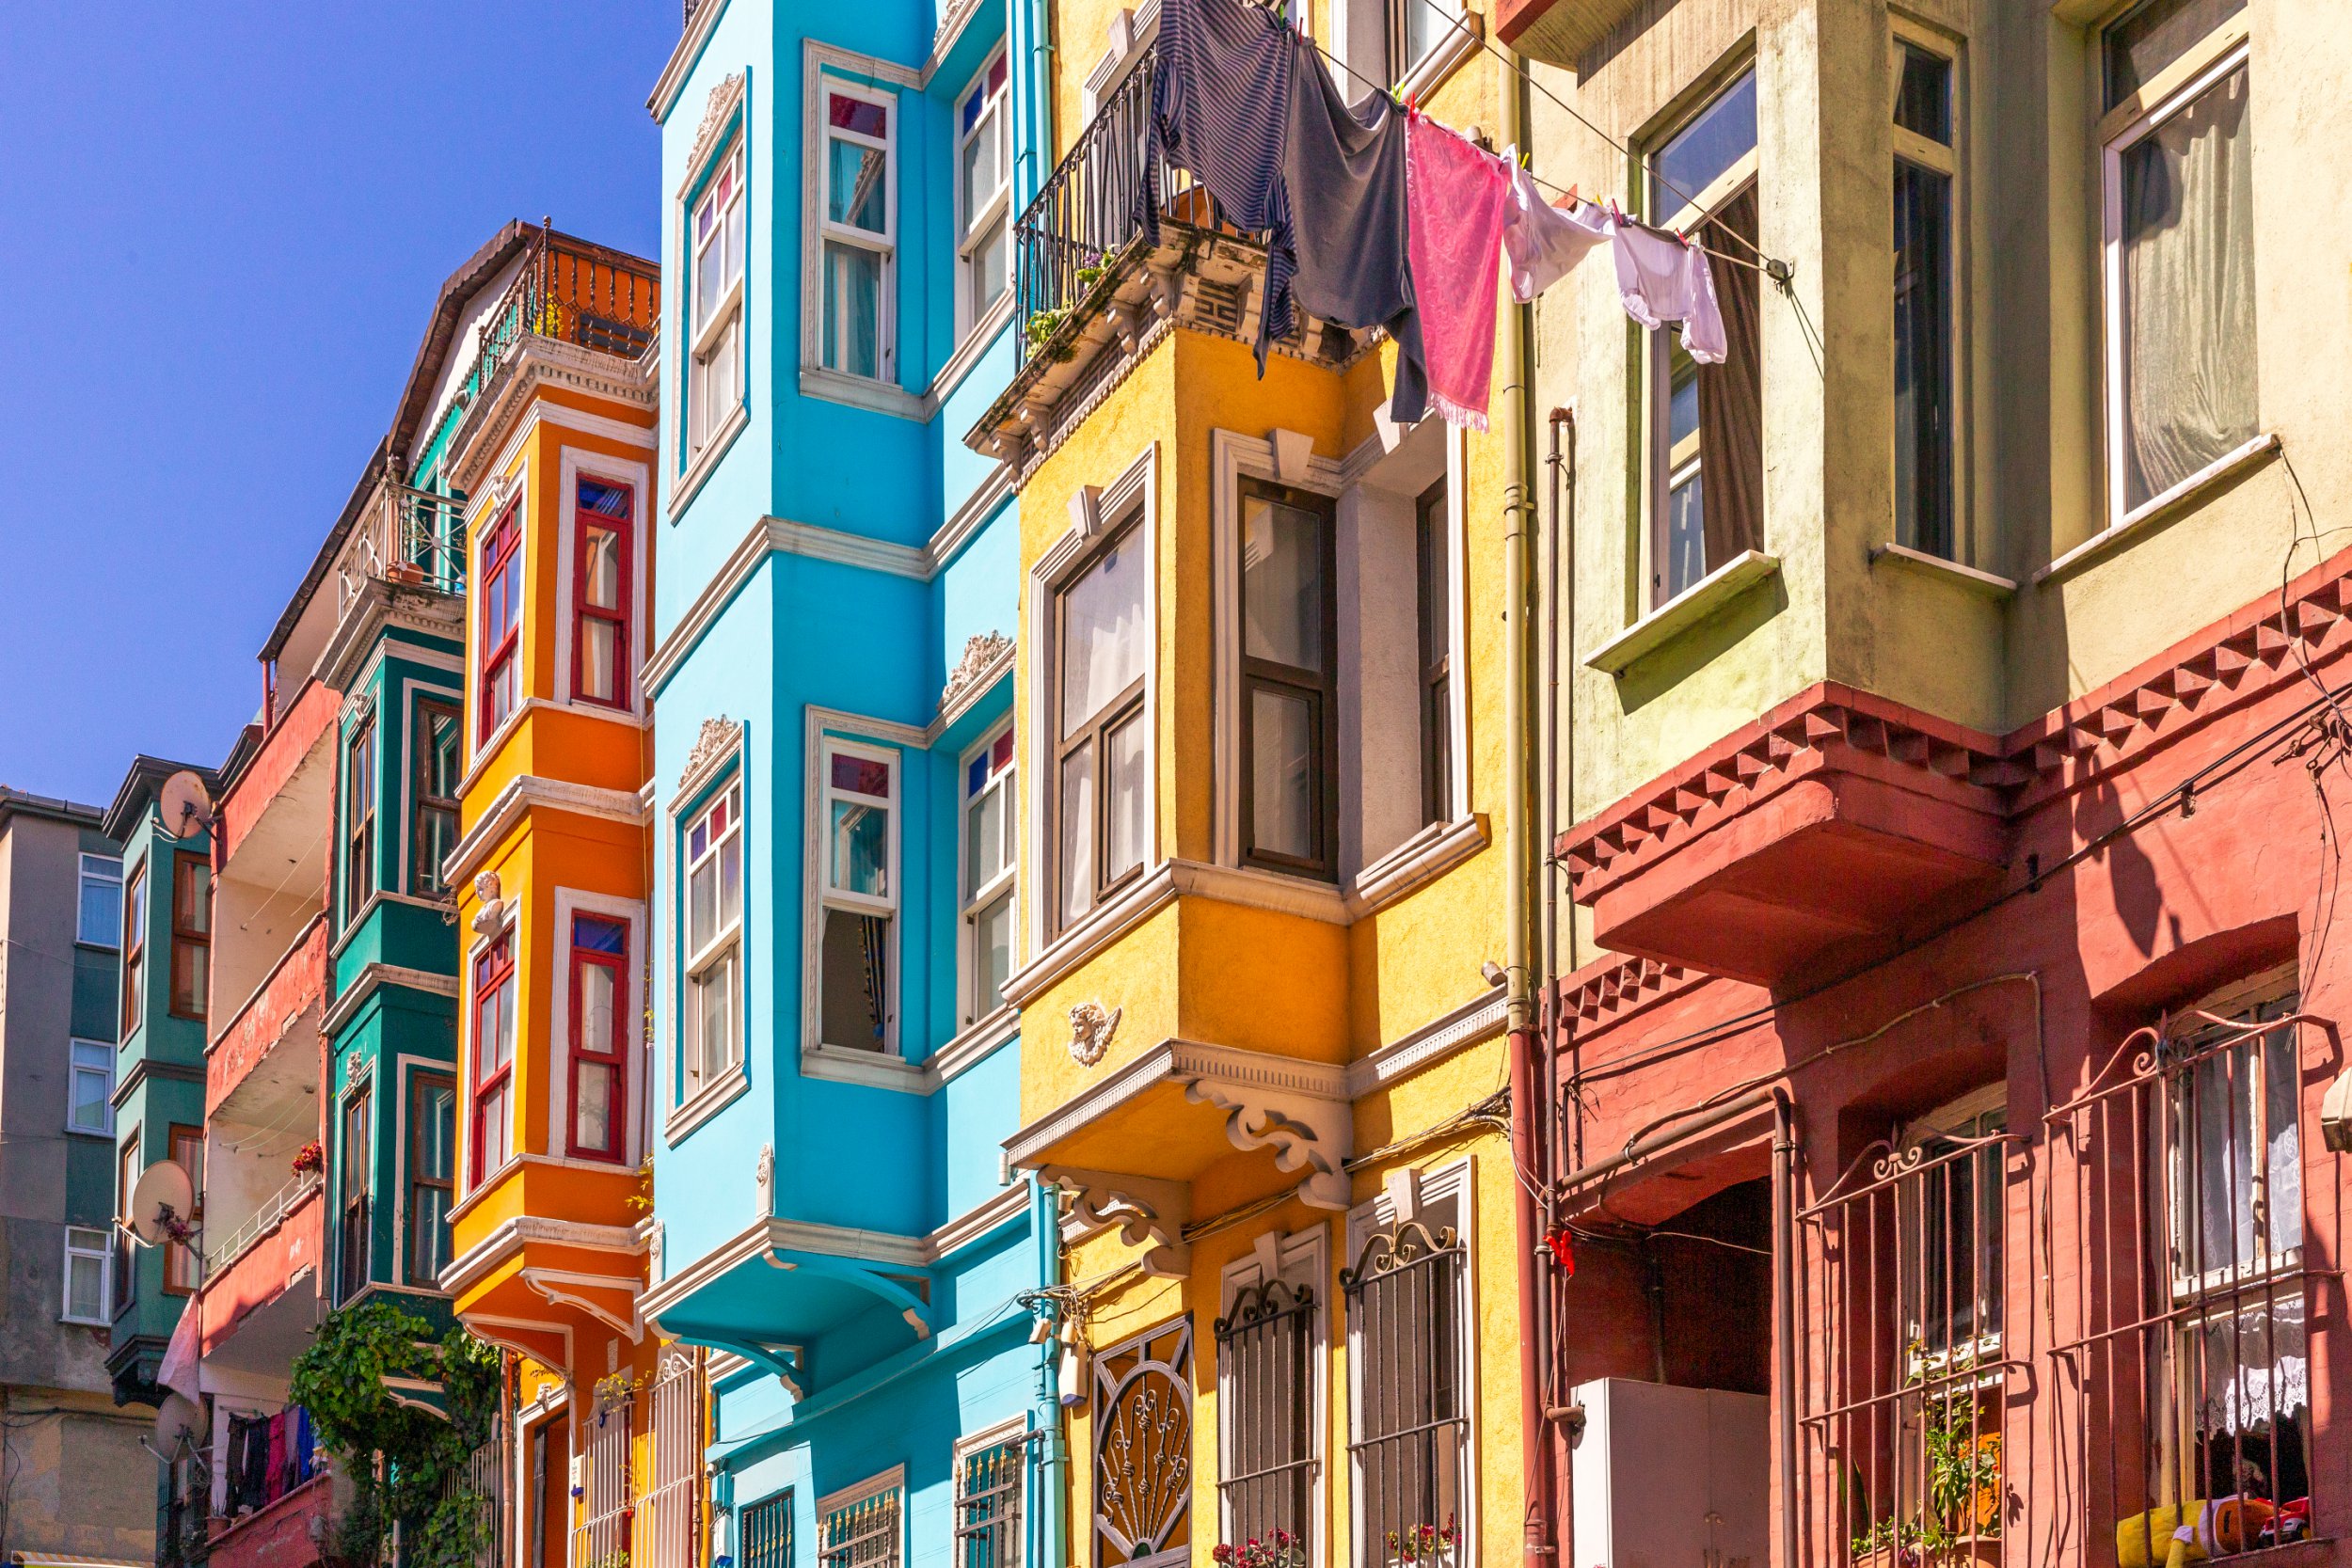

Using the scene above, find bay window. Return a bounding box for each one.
[412,698,463,895]
[821,85,896,382]
[958,54,1011,330]
[478,506,523,741]
[114,1132,137,1313]
[471,931,516,1183]
[1893,41,1958,559]
[1052,516,1150,932]
[573,478,636,709]
[120,861,147,1037]
[2101,0,2255,523]
[683,784,743,1098]
[569,913,631,1159]
[1239,480,1338,879]
[77,853,121,947]
[407,1070,456,1287]
[818,741,898,1053]
[169,851,210,1021]
[690,142,747,463]
[962,726,1016,1024]
[68,1040,113,1136]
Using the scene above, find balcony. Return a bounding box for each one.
[1489,0,1642,68]
[199,1180,323,1370]
[209,911,328,1117]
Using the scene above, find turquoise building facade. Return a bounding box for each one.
[639,0,1056,1563]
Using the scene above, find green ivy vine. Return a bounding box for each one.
[287,1301,503,1568]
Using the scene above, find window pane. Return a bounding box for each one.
[1894,159,1955,558]
[725,185,746,292]
[2264,1024,2302,1257]
[582,523,622,610]
[827,137,890,234]
[418,1084,454,1181]
[1665,473,1707,599]
[580,960,617,1057]
[79,864,121,946]
[420,707,462,800]
[72,1065,109,1133]
[575,1063,614,1153]
[696,224,723,325]
[2119,65,2256,511]
[962,108,1002,210]
[690,860,717,954]
[1060,533,1148,736]
[832,753,892,797]
[411,1186,451,1284]
[824,241,884,379]
[1059,746,1096,927]
[1650,71,1757,215]
[1895,46,1951,143]
[1106,710,1148,881]
[829,93,889,139]
[1666,358,1701,451]
[971,213,1009,319]
[968,781,1007,894]
[831,800,890,899]
[580,620,618,702]
[720,832,742,930]
[171,945,209,1019]
[1249,687,1315,860]
[2105,0,2246,110]
[976,892,1012,1017]
[69,1251,103,1321]
[820,908,891,1050]
[1242,495,1327,673]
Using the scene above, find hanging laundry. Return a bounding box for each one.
[1141,0,1297,370]
[1609,211,1726,363]
[1406,115,1511,429]
[1280,31,1428,423]
[1500,150,1611,303]
[265,1409,289,1503]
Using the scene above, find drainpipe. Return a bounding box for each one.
[1011,0,1053,214]
[1497,40,1551,1568]
[1029,1178,1069,1568]
[1771,1092,1799,1568]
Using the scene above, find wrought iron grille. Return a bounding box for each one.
[575,1389,636,1568]
[1796,1120,2023,1567]
[642,1350,707,1568]
[955,1435,1025,1568]
[819,1485,903,1568]
[2046,993,2316,1556]
[440,1415,507,1568]
[1343,1224,1467,1568]
[337,479,469,618]
[1215,1279,1319,1558]
[743,1489,795,1568]
[1093,1319,1194,1567]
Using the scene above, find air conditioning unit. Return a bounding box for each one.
[1567,1378,1769,1568]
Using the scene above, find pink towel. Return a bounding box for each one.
[1406,115,1511,430]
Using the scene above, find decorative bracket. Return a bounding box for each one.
[1179,1075,1353,1211]
[1040,1165,1191,1279]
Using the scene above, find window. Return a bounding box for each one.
[1894,43,1958,558]
[63,1227,110,1324]
[77,854,122,947]
[478,507,523,741]
[569,913,631,1160]
[1091,1322,1192,1567]
[573,479,636,709]
[820,85,897,382]
[68,1040,113,1135]
[471,931,517,1182]
[818,1476,903,1568]
[1239,481,1338,878]
[683,785,743,1098]
[1416,479,1452,826]
[1337,0,1454,95]
[165,1124,201,1294]
[1344,1183,1470,1564]
[690,141,747,462]
[1053,517,1150,932]
[962,727,1017,1025]
[742,1489,795,1568]
[338,1084,372,1302]
[818,742,898,1053]
[412,699,463,896]
[954,1428,1025,1568]
[169,850,211,1022]
[120,861,147,1037]
[343,716,377,927]
[114,1132,137,1314]
[407,1070,456,1287]
[1216,1239,1322,1562]
[644,1353,709,1568]
[1645,70,1762,606]
[2101,1,2254,522]
[958,54,1012,329]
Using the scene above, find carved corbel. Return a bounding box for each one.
[1146,259,1184,319]
[1108,299,1145,356]
[1039,1165,1191,1278]
[1179,1077,1353,1211]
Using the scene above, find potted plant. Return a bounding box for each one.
[292,1142,325,1178]
[1213,1528,1309,1568]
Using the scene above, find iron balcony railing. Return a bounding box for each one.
[1013,46,1224,367]
[206,1170,324,1274]
[336,474,469,619]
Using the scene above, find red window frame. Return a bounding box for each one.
[478,506,524,742]
[470,931,516,1184]
[572,481,634,711]
[565,914,631,1162]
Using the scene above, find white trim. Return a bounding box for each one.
[1583,549,1780,675]
[931,461,1015,575]
[803,54,910,388]
[1870,541,2016,596]
[650,0,730,120]
[933,293,1016,411]
[803,721,910,1060]
[321,962,462,1037]
[444,773,650,888]
[549,887,651,1169]
[1216,1226,1328,1568]
[958,716,1019,1030]
[801,364,925,420]
[2034,432,2280,585]
[61,1224,112,1325]
[770,515,930,578]
[664,1061,751,1144]
[76,853,123,951]
[817,1464,907,1524]
[668,401,751,520]
[680,780,748,1106]
[554,450,654,718]
[66,1037,115,1137]
[1343,812,1487,918]
[456,901,521,1203]
[459,399,659,513]
[954,46,1013,341]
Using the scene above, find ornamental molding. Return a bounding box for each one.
[1070,1000,1122,1067]
[1179,1073,1351,1211]
[1557,952,1708,1031]
[675,716,742,806]
[1042,1166,1191,1279]
[684,73,747,190]
[942,630,1013,714]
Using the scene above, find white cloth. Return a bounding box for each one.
[1609,209,1727,364]
[1499,149,1610,302]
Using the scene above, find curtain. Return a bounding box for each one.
[2122,63,2256,511]
[1698,185,1764,568]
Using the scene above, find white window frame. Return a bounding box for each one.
[952,1417,1029,1568]
[811,735,903,1055]
[78,853,122,949]
[956,50,1013,339]
[554,451,654,719]
[549,888,651,1168]
[62,1226,111,1325]
[814,77,900,383]
[688,135,748,466]
[67,1038,114,1137]
[681,782,746,1105]
[960,721,1018,1028]
[1887,24,1969,563]
[2097,15,2254,534]
[817,1466,906,1568]
[1216,1227,1328,1568]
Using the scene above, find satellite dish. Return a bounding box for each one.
[155,1390,209,1446]
[157,770,214,841]
[128,1159,196,1246]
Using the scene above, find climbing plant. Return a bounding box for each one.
[288,1300,503,1568]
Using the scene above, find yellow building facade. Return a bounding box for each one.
[971,17,1534,1568]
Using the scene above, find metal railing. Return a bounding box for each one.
[954,1435,1025,1568]
[1214,1279,1318,1559]
[1012,47,1223,367]
[1342,1224,1467,1568]
[640,1350,707,1568]
[206,1171,324,1273]
[335,476,469,619]
[442,1416,507,1568]
[574,1388,635,1568]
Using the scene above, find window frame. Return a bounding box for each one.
[960,722,1018,1027]
[77,852,123,949]
[565,472,641,714]
[338,1080,373,1303]
[813,736,902,1055]
[476,503,525,746]
[688,135,749,465]
[1889,29,1966,562]
[405,1068,457,1289]
[67,1038,115,1137]
[816,78,900,384]
[163,1123,201,1295]
[470,928,518,1187]
[1235,478,1341,880]
[565,911,634,1163]
[342,713,378,930]
[1215,1227,1328,1568]
[411,695,464,896]
[1415,477,1454,829]
[953,1418,1028,1568]
[120,859,147,1038]
[2096,19,2255,532]
[168,848,211,1022]
[114,1130,139,1314]
[62,1226,112,1326]
[681,783,745,1103]
[956,49,1013,337]
[816,1468,906,1568]
[1048,513,1151,936]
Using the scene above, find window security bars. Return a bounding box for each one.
[955,1436,1025,1568]
[440,1415,507,1568]
[1216,1278,1319,1559]
[819,1486,903,1568]
[641,1350,707,1568]
[1343,1225,1467,1568]
[1796,1126,2023,1567]
[744,1490,796,1568]
[575,1390,635,1568]
[1094,1320,1195,1568]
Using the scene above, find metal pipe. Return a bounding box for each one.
[1556,1085,1780,1201]
[1540,403,1577,1568]
[1030,1177,1069,1568]
[1772,1090,1799,1568]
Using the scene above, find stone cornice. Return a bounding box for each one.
[445,774,650,886]
[444,336,659,497]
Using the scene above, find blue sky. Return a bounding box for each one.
[0,3,673,806]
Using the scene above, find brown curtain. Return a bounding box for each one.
[1698,185,1763,566]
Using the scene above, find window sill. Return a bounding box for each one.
[2035,433,2280,586]
[801,1042,928,1093]
[1868,541,2016,597]
[63,1124,113,1140]
[670,403,751,522]
[664,1062,751,1145]
[1584,550,1780,675]
[930,1005,1019,1085]
[1005,861,1180,1008]
[1347,814,1490,917]
[800,364,927,422]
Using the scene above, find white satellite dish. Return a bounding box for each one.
[155,1390,209,1446]
[157,770,214,841]
[128,1159,196,1247]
